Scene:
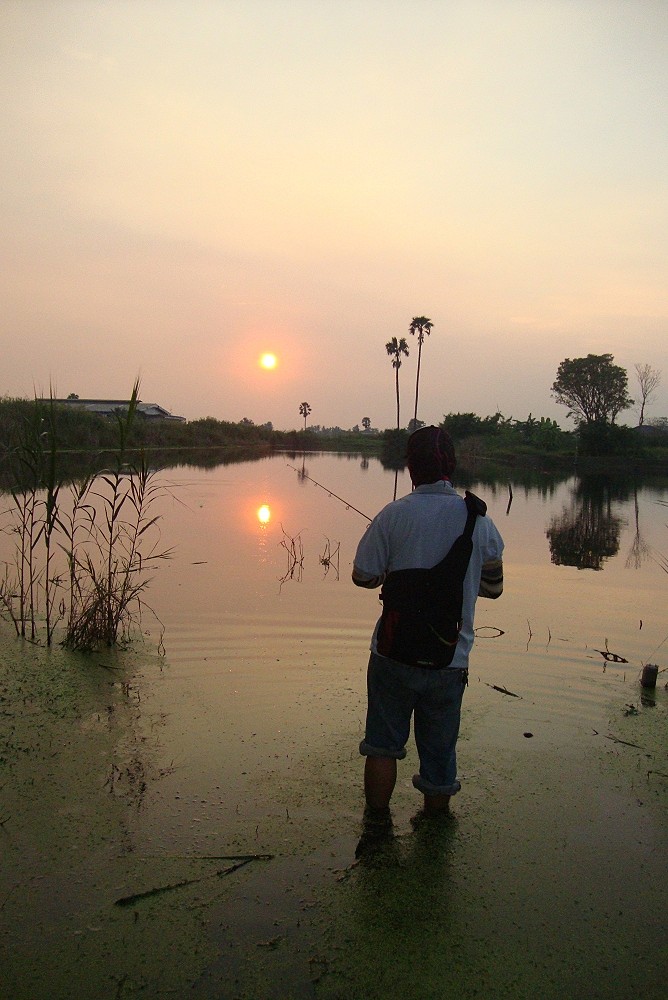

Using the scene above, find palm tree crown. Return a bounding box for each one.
[298,401,311,430]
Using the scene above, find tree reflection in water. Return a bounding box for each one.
[625,486,653,570]
[546,476,626,570]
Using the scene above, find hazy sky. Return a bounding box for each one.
[2,0,667,430]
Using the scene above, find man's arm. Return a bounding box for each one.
[478,558,503,599]
[352,564,386,589]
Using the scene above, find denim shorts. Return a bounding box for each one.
[359,651,467,795]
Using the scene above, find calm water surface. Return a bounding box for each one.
[150,451,668,697]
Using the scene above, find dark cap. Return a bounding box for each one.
[406,425,457,486]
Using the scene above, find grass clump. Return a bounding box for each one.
[0,381,170,651]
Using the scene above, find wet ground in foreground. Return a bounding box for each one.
[1,629,666,1000]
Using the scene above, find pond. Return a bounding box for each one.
[1,450,667,999]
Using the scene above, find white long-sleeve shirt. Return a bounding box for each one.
[352,480,504,669]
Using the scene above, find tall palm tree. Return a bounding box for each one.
[298,401,311,431]
[408,316,433,427]
[385,337,409,429]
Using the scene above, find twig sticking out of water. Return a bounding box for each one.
[593,639,628,664]
[319,538,340,579]
[473,626,505,639]
[114,854,274,907]
[603,734,645,750]
[279,525,304,586]
[506,482,513,516]
[485,683,521,698]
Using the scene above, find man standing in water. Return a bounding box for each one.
[352,426,504,827]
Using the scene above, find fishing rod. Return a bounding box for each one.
[286,464,371,521]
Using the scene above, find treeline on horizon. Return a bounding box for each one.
[1,395,667,466]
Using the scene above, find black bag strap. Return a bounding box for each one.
[462,490,486,537]
[427,490,486,576]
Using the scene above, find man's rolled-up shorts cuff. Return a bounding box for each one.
[412,773,462,796]
[359,739,407,760]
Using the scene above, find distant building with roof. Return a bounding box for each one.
[55,398,186,422]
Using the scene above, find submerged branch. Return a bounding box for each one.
[114,853,274,907]
[485,683,521,698]
[603,734,645,750]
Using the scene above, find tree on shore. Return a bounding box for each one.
[551,354,633,425]
[385,337,409,429]
[298,402,311,430]
[362,417,371,431]
[634,363,661,426]
[409,316,433,426]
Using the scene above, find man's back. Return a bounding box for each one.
[353,480,504,669]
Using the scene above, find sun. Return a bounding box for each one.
[259,353,277,370]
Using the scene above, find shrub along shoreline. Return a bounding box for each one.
[1,397,667,480]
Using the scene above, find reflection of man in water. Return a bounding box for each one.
[352,426,504,827]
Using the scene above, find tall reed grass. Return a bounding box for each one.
[0,381,170,650]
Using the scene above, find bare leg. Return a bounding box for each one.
[423,792,451,813]
[364,756,397,809]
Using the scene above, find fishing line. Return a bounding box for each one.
[286,464,371,521]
